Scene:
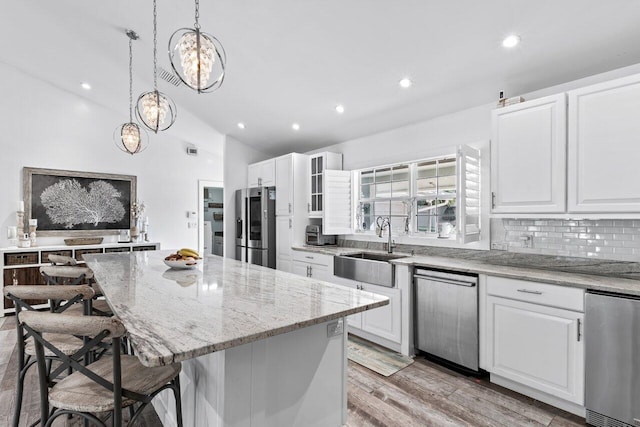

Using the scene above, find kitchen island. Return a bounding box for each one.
[84,250,388,427]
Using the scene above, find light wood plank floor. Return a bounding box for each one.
[1,316,586,426]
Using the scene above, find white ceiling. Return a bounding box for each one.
[3,1,640,156]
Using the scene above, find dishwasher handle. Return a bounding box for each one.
[414,274,477,287]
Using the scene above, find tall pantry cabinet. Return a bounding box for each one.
[275,154,309,272]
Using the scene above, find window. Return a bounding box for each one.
[358,165,411,234]
[355,146,480,242]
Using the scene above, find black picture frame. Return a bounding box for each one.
[23,167,137,236]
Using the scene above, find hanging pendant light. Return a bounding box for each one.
[136,0,177,133]
[168,0,226,93]
[114,30,148,155]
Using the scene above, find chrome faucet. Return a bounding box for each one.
[376,216,396,254]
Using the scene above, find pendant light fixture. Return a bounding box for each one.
[168,0,226,93]
[136,0,177,133]
[114,30,148,155]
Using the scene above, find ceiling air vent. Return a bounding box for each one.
[158,67,182,87]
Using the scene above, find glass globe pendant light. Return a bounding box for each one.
[114,30,148,155]
[168,0,226,93]
[136,0,177,133]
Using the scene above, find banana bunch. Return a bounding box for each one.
[178,248,200,258]
[164,248,202,262]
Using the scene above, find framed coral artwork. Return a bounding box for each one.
[23,167,137,236]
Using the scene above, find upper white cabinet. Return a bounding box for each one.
[491,94,567,213]
[323,170,352,235]
[248,159,275,187]
[567,74,640,212]
[275,154,295,215]
[308,152,342,217]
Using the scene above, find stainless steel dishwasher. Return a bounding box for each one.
[585,291,640,427]
[414,268,479,372]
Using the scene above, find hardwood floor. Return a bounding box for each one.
[0,316,587,426]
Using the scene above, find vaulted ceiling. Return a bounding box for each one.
[3,1,640,155]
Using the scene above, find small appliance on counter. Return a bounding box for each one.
[305,224,336,246]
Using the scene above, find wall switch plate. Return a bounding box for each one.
[327,319,344,337]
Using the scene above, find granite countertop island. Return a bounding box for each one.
[84,250,389,427]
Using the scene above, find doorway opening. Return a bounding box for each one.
[198,180,224,257]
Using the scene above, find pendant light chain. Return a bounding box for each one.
[128,37,134,123]
[152,0,158,91]
[194,0,200,29]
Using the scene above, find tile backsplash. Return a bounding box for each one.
[492,218,640,261]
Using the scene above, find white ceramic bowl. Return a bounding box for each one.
[163,258,201,270]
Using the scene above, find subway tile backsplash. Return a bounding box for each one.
[492,219,640,261]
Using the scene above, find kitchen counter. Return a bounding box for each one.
[84,250,388,427]
[84,250,388,367]
[293,245,640,296]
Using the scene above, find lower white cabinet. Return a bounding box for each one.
[291,251,333,281]
[359,284,401,344]
[486,277,585,406]
[276,216,293,273]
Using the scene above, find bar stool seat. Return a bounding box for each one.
[49,355,181,413]
[24,333,85,357]
[64,299,112,316]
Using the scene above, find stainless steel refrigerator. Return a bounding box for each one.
[235,187,276,269]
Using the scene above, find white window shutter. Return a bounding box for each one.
[457,145,481,243]
[323,170,352,235]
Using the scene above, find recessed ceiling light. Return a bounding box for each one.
[502,34,521,48]
[237,122,246,129]
[399,78,412,89]
[292,123,300,131]
[335,104,345,114]
[81,82,91,90]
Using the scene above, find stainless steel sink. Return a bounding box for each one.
[334,252,405,287]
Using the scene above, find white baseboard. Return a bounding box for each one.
[490,374,586,418]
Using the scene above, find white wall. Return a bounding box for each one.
[0,62,225,250]
[222,136,269,257]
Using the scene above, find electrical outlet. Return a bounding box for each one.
[187,222,198,229]
[327,319,344,337]
[491,242,507,251]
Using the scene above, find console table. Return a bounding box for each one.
[1,241,160,316]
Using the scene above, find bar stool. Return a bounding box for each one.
[47,254,106,296]
[3,285,96,427]
[19,311,183,427]
[40,265,112,316]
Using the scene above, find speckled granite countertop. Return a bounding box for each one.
[292,245,640,296]
[84,251,388,367]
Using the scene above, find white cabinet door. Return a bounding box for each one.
[248,163,262,188]
[360,284,401,344]
[330,275,363,329]
[309,152,342,217]
[248,159,276,187]
[568,74,640,212]
[487,295,584,405]
[275,155,293,216]
[491,94,567,213]
[276,257,292,273]
[308,263,330,281]
[275,216,292,266]
[292,260,309,277]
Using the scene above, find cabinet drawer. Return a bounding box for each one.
[41,250,73,263]
[487,276,584,312]
[292,250,331,266]
[132,245,157,252]
[5,252,39,266]
[105,247,130,253]
[75,248,103,261]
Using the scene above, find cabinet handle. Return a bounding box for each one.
[258,178,262,186]
[309,266,313,277]
[577,318,582,342]
[307,203,311,213]
[288,203,292,214]
[491,192,496,209]
[305,256,314,260]
[517,289,543,295]
[289,218,292,229]
[306,265,310,276]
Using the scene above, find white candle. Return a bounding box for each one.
[17,201,24,212]
[29,219,37,226]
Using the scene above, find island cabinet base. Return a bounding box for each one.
[153,319,348,427]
